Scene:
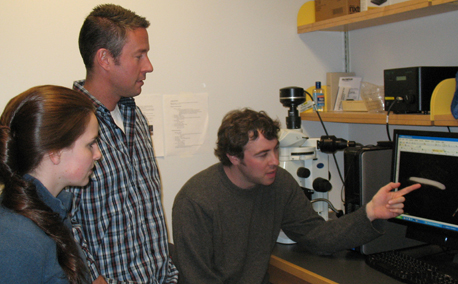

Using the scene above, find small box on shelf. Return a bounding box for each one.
[342,101,368,112]
[360,0,411,11]
[315,0,360,22]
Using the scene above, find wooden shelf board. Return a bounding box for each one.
[300,111,433,126]
[297,0,458,33]
[432,114,458,126]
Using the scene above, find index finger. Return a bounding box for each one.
[393,183,421,197]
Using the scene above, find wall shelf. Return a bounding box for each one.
[297,0,458,33]
[297,1,458,126]
[300,111,458,126]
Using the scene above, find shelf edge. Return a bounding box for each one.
[297,0,458,33]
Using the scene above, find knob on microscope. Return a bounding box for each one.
[313,177,332,193]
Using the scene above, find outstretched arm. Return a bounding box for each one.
[366,182,421,221]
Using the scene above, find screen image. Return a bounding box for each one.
[393,131,458,236]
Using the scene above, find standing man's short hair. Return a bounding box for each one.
[214,108,280,166]
[78,4,150,71]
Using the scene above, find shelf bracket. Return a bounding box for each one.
[344,31,350,72]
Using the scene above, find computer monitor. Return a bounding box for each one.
[391,129,458,250]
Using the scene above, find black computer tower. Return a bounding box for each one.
[344,146,423,254]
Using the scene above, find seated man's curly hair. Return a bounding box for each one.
[214,108,280,166]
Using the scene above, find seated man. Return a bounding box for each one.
[172,108,420,284]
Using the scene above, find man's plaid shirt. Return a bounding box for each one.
[67,80,178,283]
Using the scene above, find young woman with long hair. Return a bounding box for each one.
[0,85,101,283]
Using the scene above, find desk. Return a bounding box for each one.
[268,244,402,284]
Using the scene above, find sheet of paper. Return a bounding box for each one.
[163,93,209,157]
[334,77,362,111]
[135,94,165,157]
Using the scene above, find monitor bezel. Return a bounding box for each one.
[389,129,458,249]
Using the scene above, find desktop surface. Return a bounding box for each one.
[270,243,458,284]
[270,244,403,284]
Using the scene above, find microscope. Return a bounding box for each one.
[277,86,354,244]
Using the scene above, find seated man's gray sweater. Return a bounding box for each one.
[172,163,383,284]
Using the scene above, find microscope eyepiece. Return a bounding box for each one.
[279,87,306,129]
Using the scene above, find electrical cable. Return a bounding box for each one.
[304,90,345,215]
[385,97,403,141]
[304,90,329,136]
[311,198,344,217]
[302,89,375,216]
[304,90,344,186]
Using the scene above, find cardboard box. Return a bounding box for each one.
[360,0,410,11]
[326,72,355,112]
[315,0,360,22]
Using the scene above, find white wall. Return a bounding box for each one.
[0,0,345,239]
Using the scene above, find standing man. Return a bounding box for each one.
[172,108,420,284]
[67,4,178,283]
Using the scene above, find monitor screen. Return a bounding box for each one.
[391,129,458,249]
